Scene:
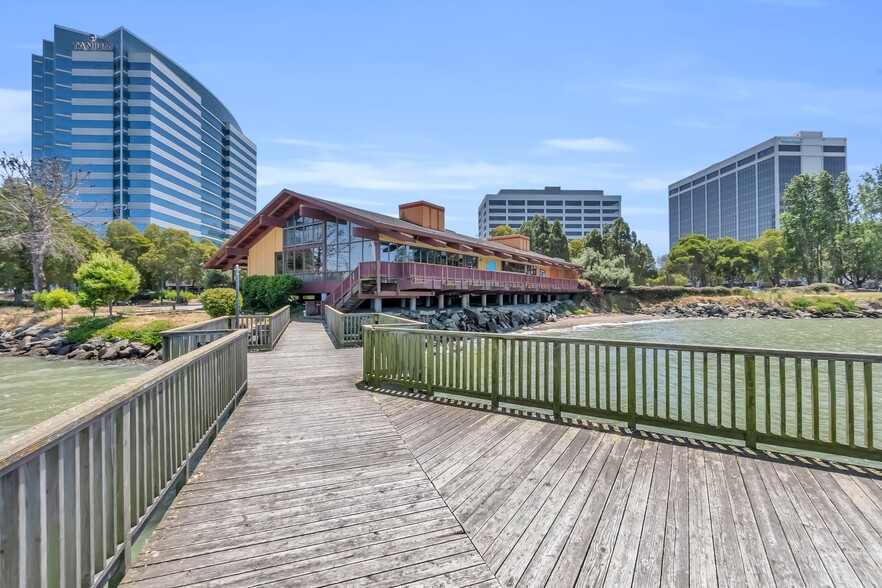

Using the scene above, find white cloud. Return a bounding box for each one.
[258,157,630,193]
[542,137,631,153]
[0,89,31,152]
[271,138,352,150]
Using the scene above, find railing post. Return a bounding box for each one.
[745,355,757,448]
[553,342,562,419]
[363,326,374,386]
[627,347,637,429]
[491,338,499,409]
[121,403,132,569]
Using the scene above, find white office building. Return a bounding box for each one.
[478,187,622,239]
[668,131,846,248]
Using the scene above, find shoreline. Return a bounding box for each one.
[527,312,663,331]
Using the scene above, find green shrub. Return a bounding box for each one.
[132,320,173,347]
[200,288,241,318]
[65,316,122,342]
[240,275,302,312]
[102,325,137,341]
[790,297,812,311]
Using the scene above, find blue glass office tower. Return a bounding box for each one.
[32,25,256,243]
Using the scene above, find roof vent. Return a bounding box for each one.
[487,234,531,251]
[399,201,445,231]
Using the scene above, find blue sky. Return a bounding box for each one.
[1,0,880,256]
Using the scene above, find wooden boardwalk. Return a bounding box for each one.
[124,321,882,587]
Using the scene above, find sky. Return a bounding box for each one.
[1,0,880,256]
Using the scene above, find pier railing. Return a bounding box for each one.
[0,329,249,588]
[161,306,290,360]
[324,305,424,347]
[363,326,882,462]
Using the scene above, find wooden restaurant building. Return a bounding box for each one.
[205,190,583,314]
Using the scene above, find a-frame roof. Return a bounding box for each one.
[205,189,579,271]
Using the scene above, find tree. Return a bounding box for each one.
[32,288,77,321]
[490,224,515,237]
[137,227,211,306]
[0,155,89,297]
[752,229,788,286]
[780,171,847,283]
[547,221,568,260]
[45,223,103,288]
[574,219,655,284]
[668,234,712,285]
[577,248,633,289]
[568,237,586,262]
[203,269,233,289]
[74,252,140,316]
[710,237,757,285]
[0,246,32,305]
[518,216,552,255]
[105,220,153,284]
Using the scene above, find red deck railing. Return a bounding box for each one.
[327,261,580,310]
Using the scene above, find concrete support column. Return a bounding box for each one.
[480,294,487,307]
[400,298,407,308]
[437,294,445,310]
[461,295,469,308]
[372,298,383,312]
[409,297,417,312]
[537,294,543,304]
[425,296,433,307]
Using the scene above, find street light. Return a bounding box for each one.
[234,264,241,328]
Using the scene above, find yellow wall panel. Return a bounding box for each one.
[247,228,283,276]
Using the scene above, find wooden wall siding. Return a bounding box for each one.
[399,204,445,231]
[246,227,283,276]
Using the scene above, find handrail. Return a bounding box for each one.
[160,306,290,359]
[325,306,424,347]
[363,326,882,463]
[0,329,249,587]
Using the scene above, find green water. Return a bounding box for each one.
[544,317,882,353]
[0,357,150,441]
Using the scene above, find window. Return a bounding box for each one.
[757,146,775,158]
[823,145,846,153]
[546,209,562,214]
[508,209,525,213]
[720,173,737,238]
[692,177,705,186]
[824,156,846,178]
[706,180,720,239]
[546,200,562,206]
[738,154,756,167]
[691,185,706,235]
[565,200,582,206]
[757,158,775,233]
[584,200,600,206]
[721,163,736,173]
[778,156,801,200]
[778,144,800,152]
[737,165,757,241]
[527,208,544,213]
[706,170,719,179]
[489,199,505,205]
[508,200,525,205]
[669,195,679,246]
[527,200,544,205]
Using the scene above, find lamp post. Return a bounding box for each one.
[234,264,241,328]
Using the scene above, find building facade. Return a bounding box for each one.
[478,187,622,240]
[32,25,257,244]
[668,131,846,248]
[206,191,582,314]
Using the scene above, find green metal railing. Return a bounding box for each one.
[363,326,882,462]
[324,305,424,347]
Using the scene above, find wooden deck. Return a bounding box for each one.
[124,321,882,587]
